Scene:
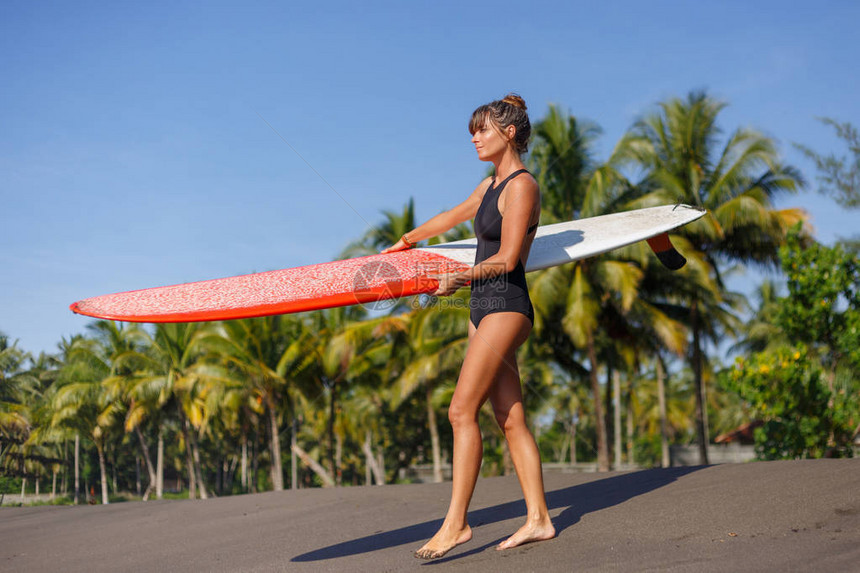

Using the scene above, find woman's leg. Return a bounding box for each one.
[415,313,532,559]
[489,343,556,550]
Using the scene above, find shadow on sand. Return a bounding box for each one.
[292,466,703,562]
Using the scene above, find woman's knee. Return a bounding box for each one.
[448,399,478,428]
[494,406,527,435]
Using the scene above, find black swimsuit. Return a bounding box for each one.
[470,169,538,328]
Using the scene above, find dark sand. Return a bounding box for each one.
[2,459,858,572]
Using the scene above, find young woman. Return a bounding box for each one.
[382,94,555,559]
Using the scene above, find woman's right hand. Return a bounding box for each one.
[380,237,411,254]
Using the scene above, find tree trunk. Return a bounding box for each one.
[21,477,26,501]
[62,439,68,496]
[251,437,258,493]
[426,386,443,483]
[156,432,164,500]
[96,441,109,504]
[691,302,709,465]
[291,443,335,487]
[182,421,197,499]
[587,334,610,471]
[335,433,343,486]
[656,357,671,468]
[613,370,622,469]
[827,369,836,447]
[570,410,578,465]
[327,381,336,479]
[188,428,208,499]
[702,377,710,447]
[268,403,284,491]
[605,365,614,464]
[364,431,373,485]
[135,425,157,501]
[226,456,238,493]
[52,467,57,500]
[290,418,298,490]
[74,433,80,505]
[376,449,385,484]
[626,385,634,465]
[241,434,249,491]
[362,431,385,485]
[136,456,142,496]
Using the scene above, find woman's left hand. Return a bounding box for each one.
[431,271,470,296]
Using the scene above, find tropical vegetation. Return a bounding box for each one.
[2,92,857,505]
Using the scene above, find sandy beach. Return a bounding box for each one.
[2,459,858,572]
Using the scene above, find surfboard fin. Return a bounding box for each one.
[646,233,687,270]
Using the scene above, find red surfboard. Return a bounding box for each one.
[70,205,705,323]
[70,250,466,323]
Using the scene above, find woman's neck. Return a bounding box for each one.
[492,149,525,181]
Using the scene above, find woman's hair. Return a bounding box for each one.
[469,94,531,154]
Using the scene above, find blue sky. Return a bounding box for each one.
[2,0,858,355]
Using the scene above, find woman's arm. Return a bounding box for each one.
[380,177,492,253]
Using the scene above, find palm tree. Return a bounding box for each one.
[1,334,36,470]
[528,106,620,471]
[730,280,788,355]
[340,199,419,259]
[123,366,167,499]
[530,104,603,222]
[0,334,64,500]
[629,357,696,465]
[202,315,315,491]
[620,90,806,463]
[138,322,216,499]
[43,336,88,503]
[79,321,164,500]
[640,236,747,456]
[22,348,75,500]
[338,383,388,485]
[342,198,474,258]
[526,360,589,466]
[307,307,394,484]
[530,101,713,471]
[51,333,124,504]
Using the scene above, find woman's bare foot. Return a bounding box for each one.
[414,524,473,560]
[497,518,555,550]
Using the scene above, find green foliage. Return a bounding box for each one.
[0,475,23,494]
[723,347,852,459]
[723,231,860,459]
[778,229,860,372]
[25,496,75,506]
[633,434,662,468]
[794,118,860,209]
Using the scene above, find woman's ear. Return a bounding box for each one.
[506,124,517,142]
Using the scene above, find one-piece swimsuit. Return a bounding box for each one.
[470,169,538,328]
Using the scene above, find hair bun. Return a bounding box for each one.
[502,93,527,111]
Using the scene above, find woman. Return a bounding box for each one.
[382,94,555,559]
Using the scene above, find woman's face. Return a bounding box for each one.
[471,120,514,161]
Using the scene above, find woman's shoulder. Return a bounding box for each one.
[471,175,495,197]
[478,175,494,188]
[506,171,539,195]
[499,172,539,212]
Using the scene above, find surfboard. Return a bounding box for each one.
[70,204,706,323]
